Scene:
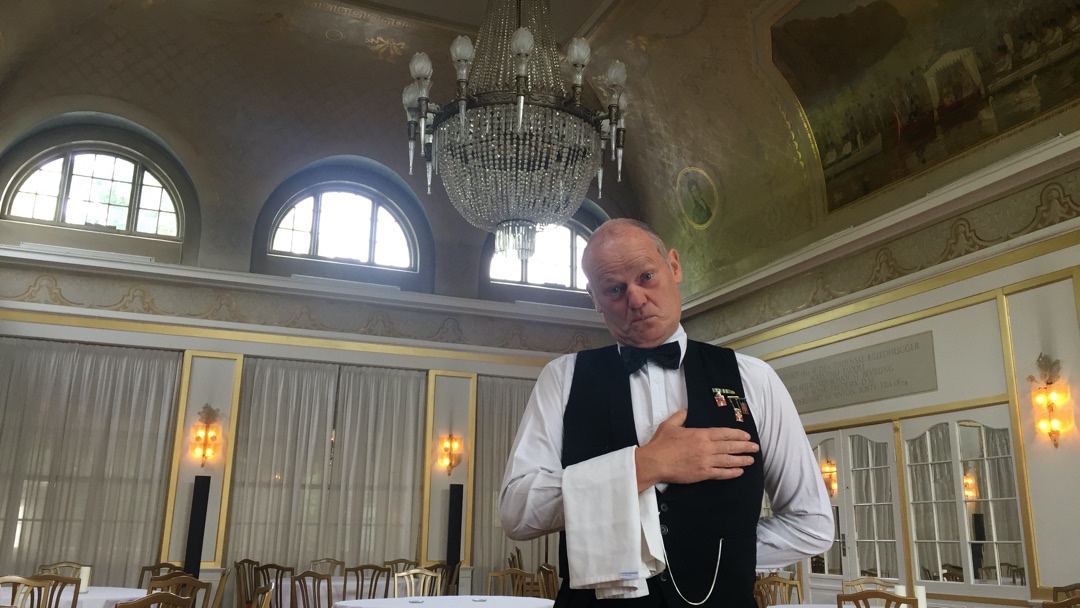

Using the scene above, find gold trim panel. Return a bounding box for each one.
[802,395,1009,434]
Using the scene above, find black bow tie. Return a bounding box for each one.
[619,341,681,374]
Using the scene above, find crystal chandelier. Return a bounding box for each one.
[402,0,627,260]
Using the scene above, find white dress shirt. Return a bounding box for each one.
[499,325,833,570]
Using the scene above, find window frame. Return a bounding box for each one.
[0,124,200,263]
[3,143,184,239]
[251,162,435,293]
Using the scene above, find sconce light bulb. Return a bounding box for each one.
[452,440,461,451]
[1038,419,1049,432]
[830,480,838,491]
[439,456,450,467]
[442,440,451,450]
[208,430,217,441]
[1049,391,1059,403]
[1036,394,1046,405]
[205,448,215,458]
[1050,418,1061,431]
[196,428,206,439]
[193,447,204,458]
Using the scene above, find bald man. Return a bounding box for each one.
[500,219,832,608]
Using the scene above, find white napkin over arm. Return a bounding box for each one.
[562,446,666,599]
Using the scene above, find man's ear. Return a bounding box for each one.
[586,286,602,313]
[668,249,683,284]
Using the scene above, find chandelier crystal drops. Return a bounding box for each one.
[402,0,627,260]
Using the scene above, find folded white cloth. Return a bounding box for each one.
[563,446,666,599]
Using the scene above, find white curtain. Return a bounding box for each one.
[472,375,556,589]
[227,358,425,568]
[0,337,181,585]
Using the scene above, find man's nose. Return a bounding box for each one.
[626,284,647,309]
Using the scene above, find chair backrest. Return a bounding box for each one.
[507,552,521,569]
[252,584,273,608]
[1055,584,1080,602]
[487,568,535,597]
[1,575,54,608]
[37,563,86,580]
[443,561,462,596]
[307,559,344,577]
[254,565,294,608]
[941,564,964,582]
[146,573,189,590]
[148,574,213,608]
[29,575,81,608]
[290,571,333,608]
[393,569,441,598]
[753,574,803,607]
[537,564,559,600]
[383,559,418,575]
[139,564,185,589]
[116,592,194,608]
[837,590,918,608]
[343,565,392,600]
[842,578,895,594]
[1046,595,1080,608]
[234,560,260,608]
[210,569,230,608]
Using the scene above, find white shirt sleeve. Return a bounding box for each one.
[499,354,575,541]
[737,353,835,569]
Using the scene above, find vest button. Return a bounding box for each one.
[659,503,669,512]
[660,524,669,535]
[659,572,668,582]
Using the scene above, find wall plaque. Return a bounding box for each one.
[775,331,937,413]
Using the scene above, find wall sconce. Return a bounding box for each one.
[962,472,978,499]
[437,433,463,475]
[821,460,838,497]
[1027,353,1069,448]
[190,403,222,467]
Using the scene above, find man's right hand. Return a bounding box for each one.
[634,408,759,492]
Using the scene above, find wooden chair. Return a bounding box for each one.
[426,563,450,595]
[37,563,86,580]
[1,575,53,608]
[941,564,964,582]
[488,568,535,597]
[29,575,82,608]
[343,565,392,600]
[210,569,230,608]
[116,592,194,608]
[139,564,184,589]
[252,584,274,608]
[837,590,918,608]
[393,569,442,598]
[442,561,462,596]
[1055,584,1080,601]
[754,574,803,607]
[1002,563,1026,585]
[291,571,333,608]
[254,565,294,608]
[148,574,213,608]
[842,578,895,594]
[234,560,260,608]
[383,560,418,575]
[1045,595,1080,608]
[308,559,344,577]
[145,573,189,590]
[537,564,559,600]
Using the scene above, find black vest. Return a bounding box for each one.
[556,341,764,608]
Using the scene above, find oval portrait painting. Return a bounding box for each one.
[676,167,719,229]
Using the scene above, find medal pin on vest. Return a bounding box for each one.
[711,387,749,423]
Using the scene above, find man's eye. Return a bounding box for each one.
[607,285,622,295]
[642,272,654,281]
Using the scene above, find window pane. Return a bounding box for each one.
[913,503,936,540]
[136,174,179,237]
[575,234,588,288]
[137,210,159,233]
[991,500,1021,541]
[9,158,64,221]
[271,197,314,255]
[910,464,932,501]
[527,225,572,287]
[874,504,895,539]
[158,211,178,237]
[317,191,371,262]
[491,251,523,282]
[915,542,940,581]
[65,153,133,229]
[373,206,412,268]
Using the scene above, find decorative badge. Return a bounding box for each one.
[711,387,728,407]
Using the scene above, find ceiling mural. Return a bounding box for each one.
[773,0,1080,213]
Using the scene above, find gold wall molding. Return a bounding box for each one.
[687,168,1080,343]
[0,264,611,355]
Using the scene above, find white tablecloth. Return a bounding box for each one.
[773,604,835,608]
[60,587,147,608]
[283,577,406,608]
[333,597,553,608]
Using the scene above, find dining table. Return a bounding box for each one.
[281,576,408,608]
[332,597,553,608]
[58,586,147,608]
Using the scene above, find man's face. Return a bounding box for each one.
[583,226,683,348]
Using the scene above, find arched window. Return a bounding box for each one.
[270,186,412,269]
[480,202,608,307]
[4,147,180,238]
[0,123,199,264]
[252,160,434,292]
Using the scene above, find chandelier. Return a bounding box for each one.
[402,0,627,260]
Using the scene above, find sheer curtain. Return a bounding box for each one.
[227,358,426,567]
[0,337,181,585]
[472,375,556,588]
[322,366,426,563]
